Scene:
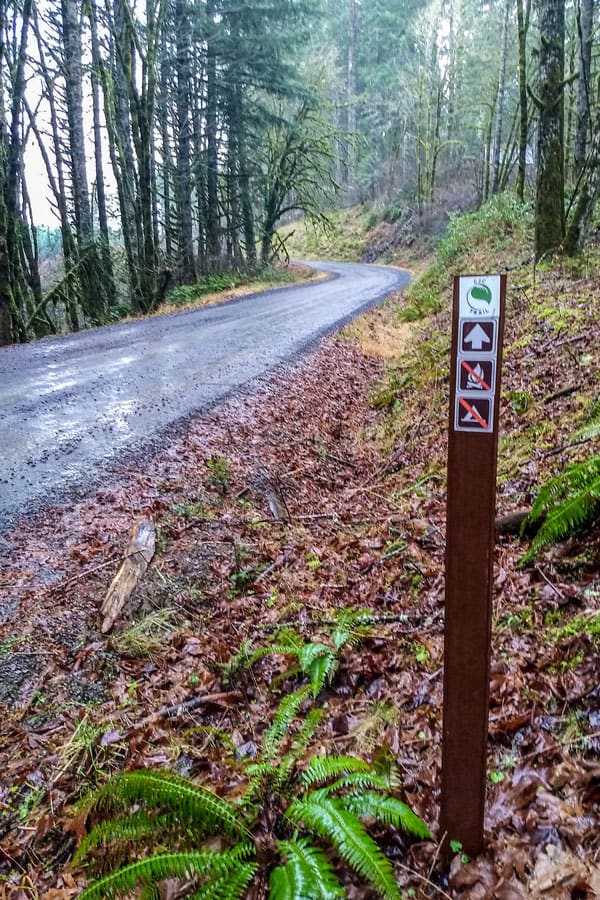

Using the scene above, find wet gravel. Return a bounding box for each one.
[0,262,409,529]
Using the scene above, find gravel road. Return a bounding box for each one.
[0,261,409,528]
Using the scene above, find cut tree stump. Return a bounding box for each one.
[100,519,156,633]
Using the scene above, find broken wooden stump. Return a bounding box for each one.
[100,519,156,633]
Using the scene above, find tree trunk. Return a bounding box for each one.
[516,0,529,201]
[491,0,510,195]
[573,0,593,180]
[205,0,220,266]
[89,1,116,307]
[534,0,565,261]
[565,104,600,253]
[62,0,107,322]
[175,0,196,282]
[31,11,80,331]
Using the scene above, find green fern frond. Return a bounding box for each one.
[74,811,177,865]
[371,747,402,790]
[298,643,338,698]
[272,627,305,650]
[330,608,373,654]
[285,796,401,900]
[527,455,600,525]
[270,838,344,899]
[79,848,242,900]
[310,771,391,798]
[576,418,600,443]
[222,632,304,684]
[84,769,247,840]
[262,685,312,759]
[242,762,277,806]
[138,883,161,900]
[220,640,255,684]
[341,792,432,840]
[301,755,370,790]
[522,457,600,562]
[272,752,300,796]
[189,861,258,899]
[290,708,325,752]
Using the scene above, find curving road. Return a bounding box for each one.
[0,261,409,527]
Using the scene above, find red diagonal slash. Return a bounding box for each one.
[460,360,490,391]
[459,397,489,429]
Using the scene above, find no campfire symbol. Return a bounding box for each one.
[459,359,494,393]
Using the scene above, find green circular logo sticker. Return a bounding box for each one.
[467,282,493,313]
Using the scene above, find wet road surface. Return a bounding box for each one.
[0,261,409,527]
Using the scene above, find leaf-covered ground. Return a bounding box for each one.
[1,251,599,899]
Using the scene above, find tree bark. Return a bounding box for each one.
[573,0,594,180]
[516,0,530,201]
[534,0,565,261]
[205,0,220,266]
[491,0,510,195]
[175,0,196,282]
[565,107,600,253]
[89,1,116,307]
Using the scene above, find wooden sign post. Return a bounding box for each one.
[441,274,506,857]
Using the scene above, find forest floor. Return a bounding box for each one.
[1,222,600,898]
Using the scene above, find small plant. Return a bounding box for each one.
[75,693,430,900]
[449,839,469,865]
[223,608,375,698]
[206,456,231,494]
[411,643,429,665]
[172,496,207,520]
[306,551,322,571]
[110,608,184,658]
[506,390,532,415]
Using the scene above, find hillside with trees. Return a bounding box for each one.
[1,0,600,343]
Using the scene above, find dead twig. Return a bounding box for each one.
[534,565,567,602]
[255,547,293,583]
[543,384,578,404]
[109,691,246,740]
[51,554,121,593]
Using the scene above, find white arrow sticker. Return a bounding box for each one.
[464,324,491,350]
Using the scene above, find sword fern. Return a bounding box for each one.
[521,454,600,562]
[76,692,430,899]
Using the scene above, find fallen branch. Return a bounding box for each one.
[255,547,293,583]
[110,691,245,739]
[100,519,156,633]
[495,508,532,535]
[544,385,578,404]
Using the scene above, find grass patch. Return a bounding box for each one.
[341,296,413,360]
[110,608,186,658]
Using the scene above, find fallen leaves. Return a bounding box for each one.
[0,271,599,898]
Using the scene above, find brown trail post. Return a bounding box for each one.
[441,274,506,857]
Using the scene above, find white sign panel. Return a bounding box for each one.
[458,275,501,319]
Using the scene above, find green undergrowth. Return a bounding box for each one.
[400,194,533,322]
[279,207,372,261]
[164,266,299,309]
[75,613,431,900]
[365,191,599,565]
